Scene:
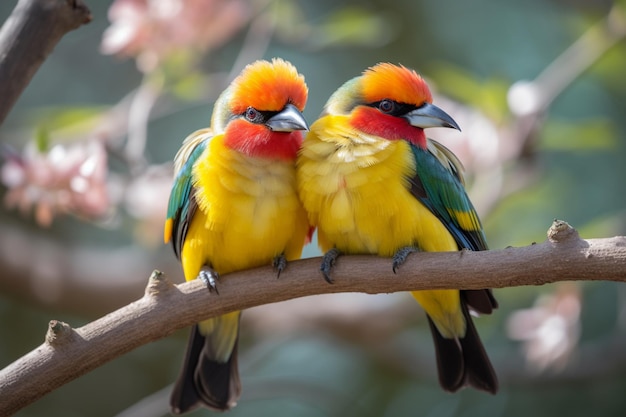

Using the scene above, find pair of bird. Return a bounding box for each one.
[164,58,498,414]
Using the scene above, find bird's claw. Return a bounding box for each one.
[392,246,420,273]
[273,253,287,278]
[199,266,220,294]
[320,248,342,284]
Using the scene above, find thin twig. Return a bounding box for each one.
[228,3,277,80]
[531,3,626,114]
[124,74,164,172]
[471,3,626,217]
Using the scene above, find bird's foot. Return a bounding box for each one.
[320,248,342,284]
[273,253,287,278]
[392,246,420,273]
[198,266,220,294]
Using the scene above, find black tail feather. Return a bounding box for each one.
[171,325,241,414]
[463,289,498,314]
[459,302,498,393]
[427,316,465,391]
[427,302,498,394]
[171,326,205,414]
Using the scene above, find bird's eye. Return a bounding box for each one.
[245,107,261,122]
[378,99,395,114]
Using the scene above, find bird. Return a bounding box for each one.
[164,58,311,413]
[296,62,498,394]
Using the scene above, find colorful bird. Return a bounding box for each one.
[164,58,310,413]
[296,63,498,394]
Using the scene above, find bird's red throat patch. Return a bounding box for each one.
[350,107,427,148]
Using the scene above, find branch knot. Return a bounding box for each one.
[547,219,579,243]
[145,270,175,297]
[45,320,75,346]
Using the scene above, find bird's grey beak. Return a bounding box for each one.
[266,103,309,132]
[404,102,461,131]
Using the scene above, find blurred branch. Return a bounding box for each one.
[506,2,626,153]
[228,3,276,79]
[1,221,626,414]
[0,0,92,126]
[522,3,626,115]
[124,74,164,172]
[0,221,174,316]
[468,2,626,216]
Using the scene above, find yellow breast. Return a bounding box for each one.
[297,114,458,256]
[297,115,465,337]
[181,136,309,281]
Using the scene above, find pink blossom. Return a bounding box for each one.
[124,164,173,246]
[101,0,252,72]
[507,284,582,371]
[1,140,110,226]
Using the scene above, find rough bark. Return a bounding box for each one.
[0,0,92,126]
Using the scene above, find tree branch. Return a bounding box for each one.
[1,221,625,415]
[0,0,92,126]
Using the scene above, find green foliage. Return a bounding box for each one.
[171,70,206,101]
[540,118,617,152]
[427,64,510,123]
[271,0,310,43]
[308,7,395,49]
[591,42,626,92]
[577,211,626,238]
[34,126,49,153]
[30,106,107,143]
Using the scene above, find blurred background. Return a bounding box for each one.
[1,0,626,416]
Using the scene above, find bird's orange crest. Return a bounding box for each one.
[230,58,308,114]
[361,63,432,106]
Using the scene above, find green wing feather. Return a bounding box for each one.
[164,129,212,259]
[407,139,488,251]
[408,139,497,313]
